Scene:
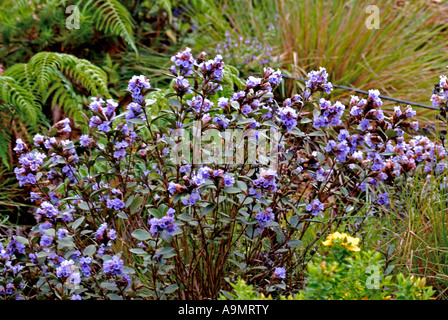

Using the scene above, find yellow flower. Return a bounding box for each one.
[322,232,361,252]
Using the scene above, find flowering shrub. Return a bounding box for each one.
[296,232,435,300]
[215,31,275,67]
[3,47,446,300]
[222,232,435,300]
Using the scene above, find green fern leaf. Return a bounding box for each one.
[85,0,138,54]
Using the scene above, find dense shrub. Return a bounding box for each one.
[221,232,435,300]
[2,48,446,300]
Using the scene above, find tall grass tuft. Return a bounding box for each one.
[393,170,448,299]
[184,0,447,117]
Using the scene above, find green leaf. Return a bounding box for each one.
[274,227,285,245]
[300,117,313,124]
[287,239,303,248]
[308,131,326,137]
[201,203,215,216]
[101,282,118,291]
[15,236,28,245]
[160,230,172,243]
[131,229,151,241]
[164,284,179,294]
[78,202,91,211]
[168,98,181,109]
[178,213,193,221]
[156,247,175,256]
[130,196,144,215]
[387,244,395,256]
[223,187,241,194]
[117,211,128,219]
[130,248,146,255]
[236,181,247,192]
[83,245,96,257]
[148,208,162,219]
[385,129,398,138]
[72,217,85,231]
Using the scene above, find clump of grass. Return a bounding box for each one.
[184,0,447,114]
[392,170,448,299]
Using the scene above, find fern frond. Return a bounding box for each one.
[59,53,110,98]
[47,69,84,121]
[0,106,13,168]
[85,0,138,54]
[0,76,41,125]
[0,51,111,164]
[28,52,64,91]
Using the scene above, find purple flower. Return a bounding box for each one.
[79,257,92,277]
[253,168,277,192]
[107,198,125,211]
[186,96,213,113]
[313,116,328,129]
[57,228,69,239]
[265,67,282,86]
[103,255,124,275]
[305,67,332,93]
[30,192,40,202]
[246,76,262,88]
[44,137,56,149]
[182,190,201,206]
[410,121,419,130]
[170,47,196,76]
[218,97,229,108]
[180,164,192,173]
[359,119,370,131]
[3,237,25,259]
[33,134,45,147]
[350,106,363,116]
[56,259,75,278]
[368,89,383,106]
[39,234,53,247]
[223,175,235,187]
[405,106,416,118]
[212,115,230,129]
[103,99,118,117]
[89,97,105,112]
[95,222,108,240]
[241,104,253,116]
[376,192,390,206]
[97,121,111,133]
[13,138,25,154]
[249,187,262,199]
[148,210,178,236]
[79,134,91,147]
[278,106,298,131]
[306,199,325,216]
[168,182,177,194]
[36,201,59,219]
[60,118,71,133]
[199,54,225,81]
[89,115,102,128]
[255,208,274,227]
[128,75,151,103]
[174,76,193,95]
[273,267,286,279]
[325,140,337,153]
